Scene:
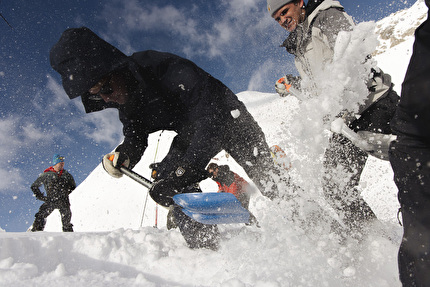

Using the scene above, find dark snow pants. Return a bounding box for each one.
[390,142,430,287]
[32,200,73,232]
[323,133,376,232]
[323,88,399,233]
[172,205,219,250]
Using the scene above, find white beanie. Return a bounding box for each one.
[267,0,294,17]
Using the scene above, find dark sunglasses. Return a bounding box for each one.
[98,77,114,95]
[88,76,113,100]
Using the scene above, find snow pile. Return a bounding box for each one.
[0,2,427,286]
[375,0,427,54]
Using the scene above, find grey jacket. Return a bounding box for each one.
[282,0,392,118]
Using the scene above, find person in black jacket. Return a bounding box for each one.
[31,154,76,232]
[49,27,279,249]
[389,1,430,285]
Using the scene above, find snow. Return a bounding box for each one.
[0,1,427,286]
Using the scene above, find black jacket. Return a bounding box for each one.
[50,27,248,170]
[391,6,430,146]
[31,168,76,203]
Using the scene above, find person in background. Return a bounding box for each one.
[389,1,430,285]
[31,154,76,232]
[207,163,259,226]
[267,0,399,236]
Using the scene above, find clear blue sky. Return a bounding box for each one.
[0,0,417,231]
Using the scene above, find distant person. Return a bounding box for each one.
[389,1,430,285]
[49,27,280,249]
[31,154,76,232]
[267,0,399,235]
[207,163,259,226]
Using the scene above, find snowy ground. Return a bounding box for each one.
[0,90,404,287]
[1,1,427,286]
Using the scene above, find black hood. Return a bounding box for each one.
[50,27,129,100]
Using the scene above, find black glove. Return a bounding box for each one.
[149,162,161,180]
[32,187,47,201]
[149,178,178,207]
[149,165,208,207]
[35,193,47,201]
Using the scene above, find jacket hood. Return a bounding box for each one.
[50,27,129,100]
[305,0,324,16]
[305,0,344,25]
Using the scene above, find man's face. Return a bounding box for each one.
[272,1,304,32]
[54,162,65,172]
[89,73,129,105]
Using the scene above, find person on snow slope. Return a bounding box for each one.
[267,0,399,236]
[31,154,76,232]
[49,27,280,250]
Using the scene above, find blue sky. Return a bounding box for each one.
[0,0,416,231]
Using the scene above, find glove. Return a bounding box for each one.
[34,192,47,201]
[149,165,208,207]
[149,178,179,207]
[32,187,47,201]
[275,74,300,97]
[149,162,160,180]
[356,131,397,161]
[102,152,130,178]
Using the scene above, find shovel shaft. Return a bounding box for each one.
[119,166,153,189]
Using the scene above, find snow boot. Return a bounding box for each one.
[62,223,74,232]
[172,205,219,250]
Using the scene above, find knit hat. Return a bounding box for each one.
[52,154,65,165]
[267,0,294,17]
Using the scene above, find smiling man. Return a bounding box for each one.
[269,0,305,32]
[267,0,400,236]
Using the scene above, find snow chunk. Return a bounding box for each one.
[230,109,240,118]
[330,118,344,133]
[343,266,356,277]
[54,263,67,277]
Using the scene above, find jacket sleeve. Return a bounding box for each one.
[115,110,149,169]
[156,59,232,170]
[31,174,45,198]
[67,172,76,194]
[313,8,354,51]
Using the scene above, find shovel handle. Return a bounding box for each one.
[108,154,153,188]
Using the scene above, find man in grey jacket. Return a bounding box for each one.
[267,0,399,236]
